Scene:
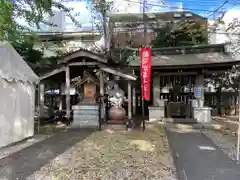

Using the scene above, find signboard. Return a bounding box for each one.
[140,47,151,101]
[195,87,201,98]
[60,84,76,95]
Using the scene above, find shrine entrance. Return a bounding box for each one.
[129,43,240,124]
[159,74,196,118]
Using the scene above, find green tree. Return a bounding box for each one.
[207,16,240,115]
[91,0,113,51]
[153,21,207,47]
[0,0,81,73]
[12,39,60,74]
[1,0,81,42]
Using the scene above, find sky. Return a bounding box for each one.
[15,0,240,32]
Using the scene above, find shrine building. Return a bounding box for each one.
[128,43,240,123]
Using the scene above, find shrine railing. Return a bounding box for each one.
[160,92,194,104]
[160,93,194,118]
[166,102,193,118]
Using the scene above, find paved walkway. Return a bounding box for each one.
[0,128,94,180]
[166,127,240,180]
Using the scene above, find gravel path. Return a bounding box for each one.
[0,128,94,180]
[30,125,177,180]
[0,125,177,180]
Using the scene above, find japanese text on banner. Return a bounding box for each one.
[140,48,151,101]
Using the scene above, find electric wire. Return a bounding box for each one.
[123,0,227,13]
[35,0,240,44]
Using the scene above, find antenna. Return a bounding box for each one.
[178,1,183,12]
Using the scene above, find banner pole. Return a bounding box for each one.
[237,81,240,163]
[142,0,147,126]
[142,97,145,131]
[141,92,145,117]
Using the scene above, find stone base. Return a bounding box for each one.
[193,107,212,123]
[71,104,99,128]
[107,119,126,125]
[148,106,165,122]
[104,124,126,131]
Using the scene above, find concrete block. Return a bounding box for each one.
[148,106,165,122]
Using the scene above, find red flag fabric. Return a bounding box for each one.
[140,47,151,101]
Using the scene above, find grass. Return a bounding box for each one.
[38,124,177,180]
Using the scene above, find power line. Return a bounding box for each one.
[149,0,232,40]
[35,0,240,42]
[123,0,226,13]
[207,0,229,18]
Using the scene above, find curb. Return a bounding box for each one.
[164,122,223,130]
[140,119,225,131]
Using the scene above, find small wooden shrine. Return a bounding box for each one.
[75,71,99,104]
[39,49,137,129]
[72,71,100,127]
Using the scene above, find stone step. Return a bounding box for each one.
[163,118,197,123]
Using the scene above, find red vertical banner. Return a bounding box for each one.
[140,47,151,101]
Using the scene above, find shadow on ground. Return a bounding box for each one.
[0,128,94,180]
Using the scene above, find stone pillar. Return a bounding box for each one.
[195,74,204,108]
[59,83,63,110]
[65,65,71,119]
[132,70,136,115]
[132,86,136,115]
[99,70,105,119]
[39,83,45,117]
[153,75,160,106]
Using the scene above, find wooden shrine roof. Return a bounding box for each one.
[58,48,107,64]
[99,64,137,81]
[40,53,137,82]
[40,63,137,82]
[129,44,240,69]
[39,48,108,81]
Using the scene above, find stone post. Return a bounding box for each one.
[99,70,105,119]
[59,83,63,110]
[65,65,71,119]
[153,75,160,106]
[195,74,204,108]
[128,81,132,120]
[39,83,45,117]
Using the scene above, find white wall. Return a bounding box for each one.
[0,78,35,148]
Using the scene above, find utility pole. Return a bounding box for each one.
[102,0,108,52]
[143,0,147,45]
[93,0,108,52]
